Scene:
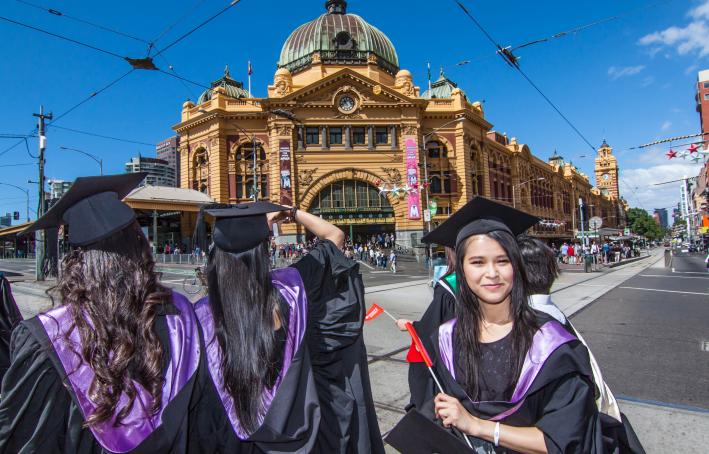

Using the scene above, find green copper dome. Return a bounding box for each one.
[278,1,399,75]
[197,65,249,104]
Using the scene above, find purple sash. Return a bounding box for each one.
[194,267,308,439]
[438,319,576,421]
[38,291,200,453]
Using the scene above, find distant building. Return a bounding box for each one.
[125,156,176,187]
[653,208,668,228]
[156,136,180,187]
[0,214,11,228]
[697,70,709,148]
[47,179,72,199]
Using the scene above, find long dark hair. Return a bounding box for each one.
[51,222,170,427]
[206,241,281,433]
[453,230,538,400]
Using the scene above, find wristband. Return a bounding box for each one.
[290,207,298,222]
[493,422,500,447]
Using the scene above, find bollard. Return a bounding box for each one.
[664,249,671,267]
[584,254,593,273]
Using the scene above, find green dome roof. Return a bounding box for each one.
[422,69,466,99]
[198,65,249,104]
[278,1,399,75]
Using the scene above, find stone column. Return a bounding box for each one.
[390,125,397,150]
[368,126,374,150]
[321,126,328,150]
[345,125,352,150]
[297,126,304,151]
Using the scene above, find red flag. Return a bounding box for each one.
[248,61,253,76]
[365,304,384,322]
[405,322,433,367]
[406,341,424,363]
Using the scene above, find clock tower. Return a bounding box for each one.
[595,140,619,200]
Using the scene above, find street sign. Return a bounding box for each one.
[589,216,602,230]
[423,209,431,222]
[624,228,631,236]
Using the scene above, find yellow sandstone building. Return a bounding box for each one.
[173,0,625,247]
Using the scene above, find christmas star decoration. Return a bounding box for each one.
[666,149,677,159]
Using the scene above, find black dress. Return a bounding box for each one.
[0,291,200,453]
[188,240,384,454]
[0,273,23,381]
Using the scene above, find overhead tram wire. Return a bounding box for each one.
[49,125,155,147]
[453,0,597,152]
[150,0,242,59]
[13,0,150,44]
[148,0,208,50]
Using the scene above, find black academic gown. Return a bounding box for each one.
[407,312,604,454]
[293,240,384,454]
[0,273,23,381]
[408,279,456,409]
[0,291,200,454]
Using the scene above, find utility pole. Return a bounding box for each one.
[33,106,52,281]
[578,197,586,248]
[681,175,692,243]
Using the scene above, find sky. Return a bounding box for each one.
[1,0,707,226]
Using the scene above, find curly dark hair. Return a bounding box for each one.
[50,222,171,427]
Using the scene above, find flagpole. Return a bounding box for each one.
[248,60,252,98]
[427,62,432,94]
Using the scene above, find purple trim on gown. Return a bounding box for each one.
[438,319,576,421]
[38,291,200,453]
[194,267,308,439]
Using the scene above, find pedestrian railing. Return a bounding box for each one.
[153,254,206,265]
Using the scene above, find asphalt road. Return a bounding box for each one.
[570,252,709,411]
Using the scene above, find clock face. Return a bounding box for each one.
[602,173,610,181]
[338,95,356,112]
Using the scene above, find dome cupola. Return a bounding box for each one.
[278,1,399,75]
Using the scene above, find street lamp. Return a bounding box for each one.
[59,147,103,175]
[512,177,545,208]
[421,117,465,279]
[0,182,30,222]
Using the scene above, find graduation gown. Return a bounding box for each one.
[293,240,384,453]
[189,267,320,453]
[407,274,457,409]
[0,291,201,453]
[189,240,384,454]
[431,312,604,453]
[0,273,23,381]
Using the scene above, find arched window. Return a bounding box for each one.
[228,141,268,201]
[426,140,454,196]
[192,148,209,194]
[310,180,392,216]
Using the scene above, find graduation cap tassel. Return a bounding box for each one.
[404,322,474,449]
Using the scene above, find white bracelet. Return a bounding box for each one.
[493,422,501,447]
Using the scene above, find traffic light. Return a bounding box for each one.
[13,211,19,221]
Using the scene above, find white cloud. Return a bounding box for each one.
[607,65,646,80]
[638,1,709,57]
[641,76,655,87]
[661,120,672,131]
[620,162,704,210]
[685,63,699,75]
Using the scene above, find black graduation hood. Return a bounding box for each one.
[422,196,540,248]
[23,173,146,247]
[204,201,287,254]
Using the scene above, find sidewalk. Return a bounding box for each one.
[364,248,709,452]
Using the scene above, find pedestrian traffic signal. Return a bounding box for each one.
[13,211,19,220]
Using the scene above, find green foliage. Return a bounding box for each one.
[626,208,665,240]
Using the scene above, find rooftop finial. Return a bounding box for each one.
[224,64,230,78]
[326,0,347,14]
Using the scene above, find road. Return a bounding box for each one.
[571,252,709,411]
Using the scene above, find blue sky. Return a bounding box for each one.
[1,0,706,224]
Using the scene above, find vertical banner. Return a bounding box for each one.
[405,138,422,220]
[279,140,293,205]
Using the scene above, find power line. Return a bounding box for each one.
[13,0,149,44]
[0,163,35,168]
[149,0,208,47]
[152,0,242,58]
[48,125,155,147]
[453,0,597,152]
[0,14,126,60]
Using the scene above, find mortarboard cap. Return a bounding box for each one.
[204,201,287,254]
[422,197,540,249]
[23,173,146,247]
[385,409,475,453]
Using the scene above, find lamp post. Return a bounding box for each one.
[421,117,465,281]
[0,182,30,222]
[59,147,103,175]
[512,177,545,208]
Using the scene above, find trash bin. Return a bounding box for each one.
[584,253,593,273]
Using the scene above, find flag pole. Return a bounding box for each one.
[427,62,432,94]
[248,60,252,98]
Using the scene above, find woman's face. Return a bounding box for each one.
[461,234,514,305]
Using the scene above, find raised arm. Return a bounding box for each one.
[269,208,345,249]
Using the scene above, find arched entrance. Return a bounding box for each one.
[308,179,395,243]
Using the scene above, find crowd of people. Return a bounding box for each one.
[0,174,643,453]
[552,240,640,265]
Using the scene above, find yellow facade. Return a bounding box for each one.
[173,1,625,246]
